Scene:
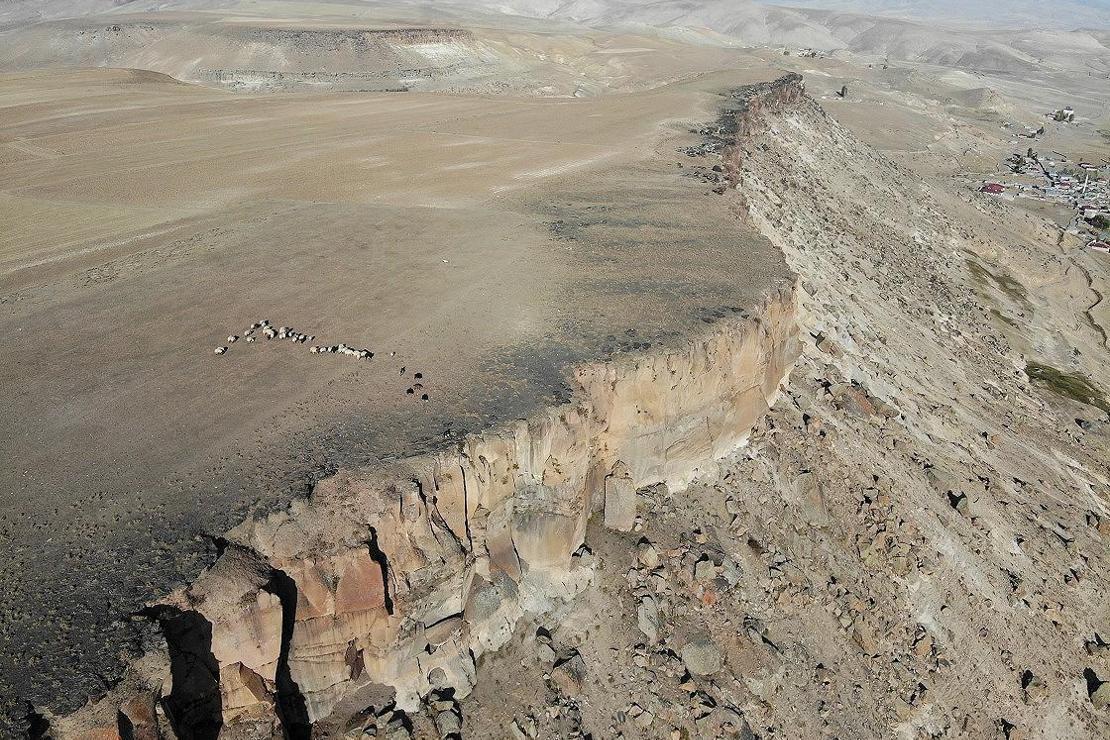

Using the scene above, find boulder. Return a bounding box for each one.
[637,596,663,644]
[604,462,636,532]
[681,637,723,676]
[550,652,587,696]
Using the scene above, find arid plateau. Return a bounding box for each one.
[1,1,1109,738]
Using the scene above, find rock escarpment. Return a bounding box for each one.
[721,73,807,143]
[48,278,798,736]
[0,22,502,93]
[430,70,1109,739]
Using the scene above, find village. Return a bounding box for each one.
[976,108,1110,254]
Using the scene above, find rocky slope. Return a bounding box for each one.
[705,72,1109,737]
[447,74,1110,739]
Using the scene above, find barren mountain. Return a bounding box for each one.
[1,1,1109,739]
[761,0,1110,29]
[3,0,1108,80]
[22,68,1110,740]
[503,0,1110,72]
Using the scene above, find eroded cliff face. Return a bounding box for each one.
[0,22,504,94]
[47,276,798,737]
[128,69,1110,740]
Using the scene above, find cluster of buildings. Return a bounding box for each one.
[1000,103,1078,141]
[781,47,827,59]
[977,147,1110,254]
[1052,106,1076,123]
[1001,121,1045,139]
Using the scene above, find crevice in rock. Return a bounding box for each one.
[460,463,472,548]
[140,606,223,740]
[24,703,50,740]
[1083,667,1104,699]
[116,709,135,740]
[264,569,312,740]
[367,526,395,616]
[345,639,365,681]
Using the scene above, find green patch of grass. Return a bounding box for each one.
[1087,214,1110,231]
[967,260,1034,313]
[1026,361,1110,414]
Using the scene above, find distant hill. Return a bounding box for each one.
[759,0,1110,30]
[488,0,1110,72]
[2,0,1108,74]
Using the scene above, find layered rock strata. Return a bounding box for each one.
[48,276,798,736]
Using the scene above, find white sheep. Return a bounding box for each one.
[214,346,227,355]
[245,337,256,343]
[227,335,238,343]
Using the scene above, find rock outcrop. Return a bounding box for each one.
[43,68,1110,740]
[48,281,798,737]
[432,70,1110,740]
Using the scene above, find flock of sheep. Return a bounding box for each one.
[213,319,372,359]
[212,319,429,399]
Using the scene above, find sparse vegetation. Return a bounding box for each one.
[1086,214,1110,230]
[1025,361,1110,414]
